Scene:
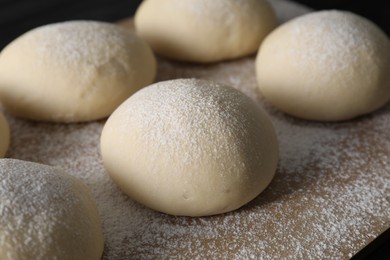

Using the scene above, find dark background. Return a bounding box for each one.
[296,0,389,35]
[0,0,389,49]
[0,0,388,258]
[0,0,142,49]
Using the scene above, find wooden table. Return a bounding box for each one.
[2,0,389,258]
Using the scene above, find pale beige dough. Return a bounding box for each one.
[0,20,156,122]
[135,0,277,63]
[256,10,390,121]
[0,159,104,260]
[0,111,10,157]
[100,79,279,217]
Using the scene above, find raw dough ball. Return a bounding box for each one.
[0,159,104,260]
[0,112,10,157]
[0,20,156,122]
[135,0,277,63]
[101,79,279,216]
[256,10,390,121]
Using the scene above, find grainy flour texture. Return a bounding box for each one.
[2,0,389,259]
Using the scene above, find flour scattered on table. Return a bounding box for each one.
[3,0,389,258]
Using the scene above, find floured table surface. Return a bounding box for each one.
[3,0,390,259]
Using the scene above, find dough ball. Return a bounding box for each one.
[135,0,277,63]
[0,159,104,260]
[100,79,279,216]
[256,10,390,121]
[0,20,156,122]
[0,112,10,157]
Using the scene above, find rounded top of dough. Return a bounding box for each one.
[0,159,104,260]
[0,112,10,157]
[0,20,156,122]
[135,0,277,63]
[256,10,390,121]
[101,78,279,216]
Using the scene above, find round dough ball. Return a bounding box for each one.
[0,112,10,157]
[135,0,277,63]
[0,159,104,260]
[101,78,279,216]
[0,20,156,122]
[256,10,390,121]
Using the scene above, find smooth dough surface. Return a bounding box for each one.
[0,111,9,157]
[0,159,104,260]
[135,0,277,63]
[256,10,390,121]
[101,79,279,216]
[0,20,156,122]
